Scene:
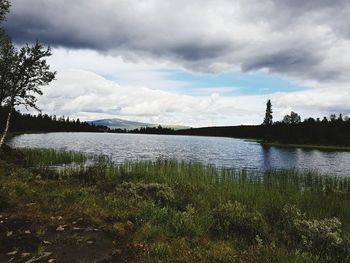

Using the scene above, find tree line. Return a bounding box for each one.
[0,108,106,133]
[2,98,350,146]
[0,108,175,134]
[260,100,350,145]
[177,101,350,146]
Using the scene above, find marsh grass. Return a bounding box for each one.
[2,148,350,262]
[16,147,88,166]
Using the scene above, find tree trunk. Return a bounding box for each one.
[0,106,12,148]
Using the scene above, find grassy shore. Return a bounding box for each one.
[1,147,350,262]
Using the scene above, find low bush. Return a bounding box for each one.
[211,200,268,242]
[169,204,201,236]
[281,204,349,262]
[115,182,175,205]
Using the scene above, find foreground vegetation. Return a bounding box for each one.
[1,147,350,262]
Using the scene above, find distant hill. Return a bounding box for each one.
[88,118,190,130]
[88,118,153,130]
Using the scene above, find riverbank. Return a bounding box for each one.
[1,147,350,262]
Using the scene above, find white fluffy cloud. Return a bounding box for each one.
[37,66,350,127]
[6,1,350,125]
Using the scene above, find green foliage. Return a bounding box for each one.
[283,111,302,124]
[149,242,172,260]
[2,148,350,262]
[16,147,87,166]
[115,181,175,205]
[211,200,267,241]
[0,0,9,23]
[280,205,349,262]
[169,204,200,236]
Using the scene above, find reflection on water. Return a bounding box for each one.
[9,132,350,176]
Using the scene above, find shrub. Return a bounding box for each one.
[211,200,268,241]
[281,204,349,262]
[115,182,175,205]
[169,204,200,236]
[149,242,172,260]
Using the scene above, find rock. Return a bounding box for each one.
[57,216,63,220]
[48,259,55,263]
[43,240,51,244]
[35,175,42,180]
[56,225,65,232]
[6,231,13,237]
[25,230,31,234]
[21,253,31,258]
[25,252,52,263]
[6,250,18,256]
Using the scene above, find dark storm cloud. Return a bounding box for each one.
[242,50,320,72]
[4,0,350,86]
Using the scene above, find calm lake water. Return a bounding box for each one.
[9,132,350,176]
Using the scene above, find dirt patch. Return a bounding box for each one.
[0,215,139,262]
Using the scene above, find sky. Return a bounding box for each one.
[4,0,350,127]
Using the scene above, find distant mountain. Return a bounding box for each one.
[88,118,153,130]
[88,118,190,130]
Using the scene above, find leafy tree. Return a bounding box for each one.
[290,111,301,124]
[330,114,337,122]
[0,0,9,23]
[263,99,273,125]
[282,114,292,124]
[282,111,301,124]
[0,0,10,105]
[0,41,56,147]
[0,36,14,106]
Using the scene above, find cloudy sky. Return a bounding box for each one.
[4,0,350,126]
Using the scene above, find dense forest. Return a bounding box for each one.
[0,108,174,134]
[0,108,106,133]
[176,117,350,146]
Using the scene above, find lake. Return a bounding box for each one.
[9,132,350,176]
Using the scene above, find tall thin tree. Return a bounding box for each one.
[263,99,273,125]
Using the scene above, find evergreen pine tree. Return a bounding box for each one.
[263,99,273,125]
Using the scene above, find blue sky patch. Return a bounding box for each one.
[163,69,305,96]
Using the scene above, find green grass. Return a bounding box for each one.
[15,147,89,166]
[1,147,350,262]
